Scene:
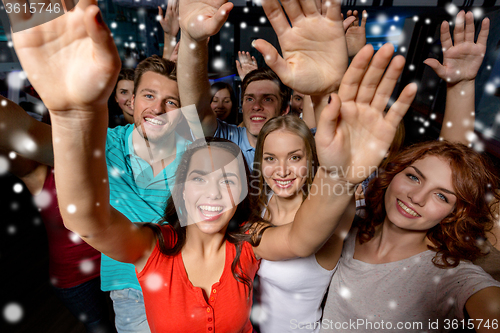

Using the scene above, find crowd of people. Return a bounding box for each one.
[1,0,500,332]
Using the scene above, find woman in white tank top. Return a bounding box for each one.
[250,116,355,333]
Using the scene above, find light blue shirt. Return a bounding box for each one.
[100,124,190,292]
[214,119,255,170]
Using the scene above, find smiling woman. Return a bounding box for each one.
[321,141,500,333]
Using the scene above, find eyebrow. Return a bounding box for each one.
[244,93,278,99]
[263,149,303,156]
[410,166,456,196]
[188,170,240,179]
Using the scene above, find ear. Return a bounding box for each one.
[131,95,135,110]
[281,104,290,116]
[115,94,119,103]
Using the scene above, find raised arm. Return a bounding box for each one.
[254,43,418,260]
[424,11,489,144]
[0,95,53,166]
[176,0,232,137]
[344,10,367,58]
[6,0,155,265]
[158,1,179,61]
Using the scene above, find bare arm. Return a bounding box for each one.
[176,0,232,138]
[465,287,500,332]
[158,2,179,61]
[424,11,489,144]
[0,95,53,166]
[254,43,417,260]
[7,0,155,265]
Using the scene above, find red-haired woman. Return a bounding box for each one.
[320,141,500,333]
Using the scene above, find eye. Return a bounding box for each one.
[436,193,449,203]
[192,176,204,182]
[145,94,154,99]
[121,90,128,95]
[290,155,301,161]
[406,173,419,182]
[263,156,275,162]
[166,100,179,107]
[264,97,274,102]
[221,179,236,185]
[245,97,253,102]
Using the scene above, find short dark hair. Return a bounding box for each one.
[134,55,177,95]
[242,68,291,114]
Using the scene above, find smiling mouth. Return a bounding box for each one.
[144,117,165,126]
[250,116,266,121]
[274,179,295,189]
[397,199,420,217]
[198,205,225,220]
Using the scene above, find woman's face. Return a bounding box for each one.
[211,88,233,121]
[115,80,134,124]
[261,130,309,198]
[183,147,243,234]
[384,155,457,231]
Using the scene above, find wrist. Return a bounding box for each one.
[446,79,475,90]
[180,30,209,46]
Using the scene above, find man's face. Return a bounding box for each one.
[290,92,305,116]
[131,72,181,144]
[242,80,282,138]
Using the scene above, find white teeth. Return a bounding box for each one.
[276,180,292,185]
[145,118,164,125]
[397,200,419,217]
[199,205,223,212]
[251,117,265,121]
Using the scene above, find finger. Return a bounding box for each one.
[314,0,321,14]
[352,10,359,26]
[360,10,367,28]
[384,83,417,127]
[453,10,465,45]
[346,9,352,17]
[476,17,490,47]
[440,20,452,51]
[299,0,320,16]
[236,60,242,73]
[261,0,292,36]
[158,6,163,17]
[279,0,304,23]
[343,16,356,31]
[84,6,121,72]
[356,43,395,105]
[423,58,446,78]
[338,44,374,102]
[253,39,288,82]
[251,56,257,64]
[316,93,341,143]
[325,0,342,22]
[371,55,406,112]
[204,2,233,37]
[464,11,475,43]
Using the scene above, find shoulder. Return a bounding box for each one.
[215,119,246,139]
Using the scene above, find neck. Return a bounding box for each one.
[132,128,177,175]
[370,218,431,258]
[268,192,303,226]
[246,129,257,148]
[184,225,227,257]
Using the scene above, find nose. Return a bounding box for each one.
[206,179,223,200]
[215,100,223,109]
[151,99,164,115]
[276,160,290,178]
[252,99,263,111]
[408,188,427,207]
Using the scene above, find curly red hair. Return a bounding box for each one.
[358,140,499,268]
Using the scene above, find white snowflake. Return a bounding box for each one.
[3,303,23,323]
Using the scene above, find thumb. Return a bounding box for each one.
[316,94,341,143]
[252,39,288,81]
[343,16,356,31]
[84,6,121,70]
[205,2,233,36]
[423,58,445,78]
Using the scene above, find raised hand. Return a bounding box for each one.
[344,10,367,58]
[315,43,417,184]
[424,11,489,85]
[178,0,232,42]
[235,51,258,81]
[4,0,120,112]
[158,1,180,38]
[253,0,349,96]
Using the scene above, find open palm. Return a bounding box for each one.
[254,0,348,96]
[424,11,489,85]
[179,0,233,42]
[8,0,120,112]
[316,44,417,184]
